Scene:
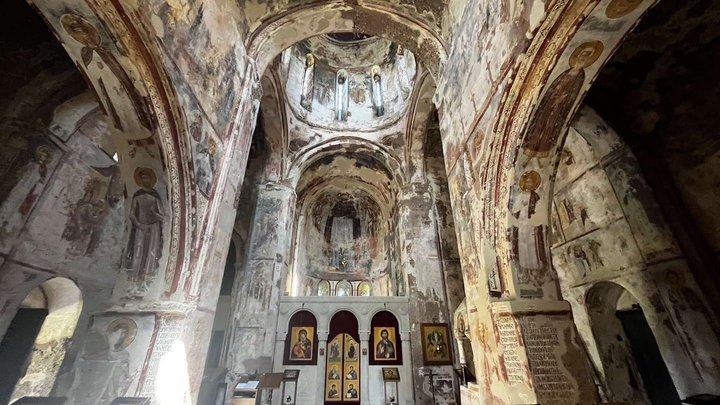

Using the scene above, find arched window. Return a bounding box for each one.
[300,53,315,111]
[303,278,315,296]
[357,282,370,297]
[284,311,318,365]
[370,65,384,117]
[335,69,349,121]
[335,280,352,297]
[318,280,331,296]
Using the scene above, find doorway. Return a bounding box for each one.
[587,282,680,405]
[617,307,681,405]
[0,308,48,404]
[0,278,83,404]
[325,311,360,404]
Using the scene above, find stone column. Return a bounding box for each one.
[399,331,413,405]
[316,330,329,404]
[59,76,261,404]
[226,182,296,381]
[359,330,370,404]
[271,331,287,405]
[491,299,597,404]
[396,183,455,405]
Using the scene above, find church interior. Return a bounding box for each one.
[0,0,718,404]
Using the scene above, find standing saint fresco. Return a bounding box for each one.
[521,41,604,159]
[123,167,163,282]
[60,14,153,131]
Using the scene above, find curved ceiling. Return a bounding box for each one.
[281,34,417,132]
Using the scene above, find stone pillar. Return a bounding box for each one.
[226,182,296,381]
[271,331,286,405]
[399,331,413,405]
[396,183,455,405]
[316,330,329,404]
[359,330,370,404]
[491,300,597,405]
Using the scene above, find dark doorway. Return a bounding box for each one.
[0,308,48,404]
[325,311,360,404]
[617,308,681,405]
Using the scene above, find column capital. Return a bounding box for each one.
[96,301,197,316]
[397,182,432,200]
[358,331,370,341]
[276,331,287,342]
[490,298,571,316]
[258,181,296,196]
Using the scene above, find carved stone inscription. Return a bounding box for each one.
[140,316,185,397]
[519,316,574,404]
[496,316,523,383]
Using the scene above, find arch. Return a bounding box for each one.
[246,1,447,79]
[473,0,659,299]
[325,310,361,403]
[2,277,82,403]
[28,0,194,294]
[259,69,288,182]
[335,280,353,297]
[284,310,319,365]
[326,308,362,331]
[405,70,437,183]
[585,281,678,404]
[356,282,370,297]
[288,136,405,190]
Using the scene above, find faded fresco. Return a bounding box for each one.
[2,1,719,405]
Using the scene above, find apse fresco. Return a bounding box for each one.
[303,191,388,285]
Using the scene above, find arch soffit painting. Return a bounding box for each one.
[245,1,447,80]
[297,179,393,218]
[500,0,655,217]
[477,0,657,294]
[405,71,438,182]
[288,137,405,192]
[585,281,629,315]
[260,68,288,182]
[28,0,195,295]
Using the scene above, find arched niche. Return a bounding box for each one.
[1,277,82,403]
[586,281,679,405]
[369,311,402,366]
[283,310,319,366]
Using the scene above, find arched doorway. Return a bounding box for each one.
[325,311,360,404]
[0,277,82,403]
[587,282,680,405]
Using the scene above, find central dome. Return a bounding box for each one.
[279,33,417,132]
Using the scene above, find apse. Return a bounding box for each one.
[290,147,400,297]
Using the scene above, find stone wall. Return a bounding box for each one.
[0,18,124,395]
[551,106,720,401]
